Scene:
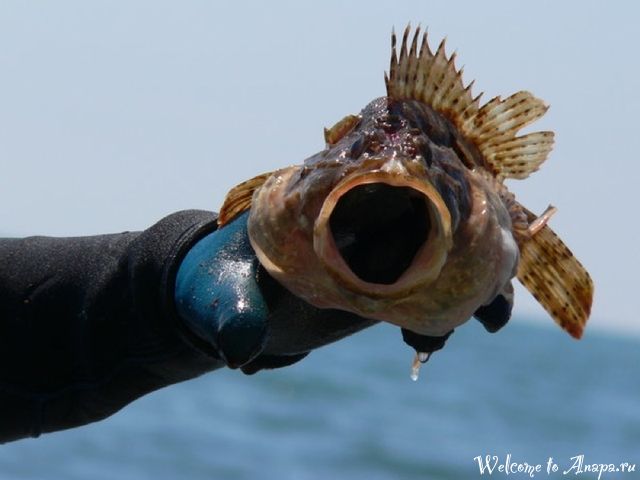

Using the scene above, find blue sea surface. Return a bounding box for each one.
[0,320,638,479]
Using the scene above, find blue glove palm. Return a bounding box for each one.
[175,212,269,368]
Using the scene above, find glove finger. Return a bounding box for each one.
[401,328,453,353]
[240,352,310,375]
[473,293,513,333]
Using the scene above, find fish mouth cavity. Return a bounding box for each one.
[314,173,452,295]
[330,183,429,284]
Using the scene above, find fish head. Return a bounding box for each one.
[242,96,514,335]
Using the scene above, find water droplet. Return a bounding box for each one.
[410,354,421,381]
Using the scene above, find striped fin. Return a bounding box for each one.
[386,25,554,181]
[218,172,272,227]
[481,131,555,180]
[516,207,594,339]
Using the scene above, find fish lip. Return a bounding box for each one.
[313,170,453,297]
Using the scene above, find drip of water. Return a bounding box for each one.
[409,352,432,381]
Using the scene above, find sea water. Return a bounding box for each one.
[1,319,638,480]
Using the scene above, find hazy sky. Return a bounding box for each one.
[0,1,637,336]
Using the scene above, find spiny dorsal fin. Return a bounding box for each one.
[516,207,594,339]
[386,25,554,181]
[218,172,273,227]
[385,25,481,124]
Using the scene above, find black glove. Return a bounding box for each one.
[0,210,374,443]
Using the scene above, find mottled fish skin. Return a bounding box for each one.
[247,97,519,336]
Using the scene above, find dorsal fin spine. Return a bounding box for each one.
[386,25,554,181]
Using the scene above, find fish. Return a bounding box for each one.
[218,26,594,376]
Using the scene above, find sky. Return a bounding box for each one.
[0,1,637,336]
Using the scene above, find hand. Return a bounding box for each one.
[174,212,377,374]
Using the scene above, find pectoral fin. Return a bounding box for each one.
[516,208,593,339]
[218,172,273,227]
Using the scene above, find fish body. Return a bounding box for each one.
[219,27,593,341]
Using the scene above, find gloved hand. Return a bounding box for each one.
[174,212,377,374]
[0,209,376,442]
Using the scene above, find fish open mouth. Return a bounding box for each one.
[314,173,452,294]
[329,183,430,284]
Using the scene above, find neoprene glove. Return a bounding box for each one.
[0,210,375,442]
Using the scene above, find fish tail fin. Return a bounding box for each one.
[516,208,594,339]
